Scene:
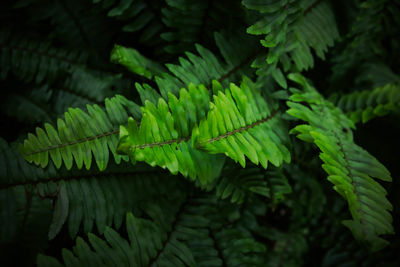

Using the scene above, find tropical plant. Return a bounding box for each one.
[1,0,399,266]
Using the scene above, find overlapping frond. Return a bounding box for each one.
[286,73,394,251]
[117,83,224,184]
[243,0,339,87]
[192,77,290,168]
[37,193,267,267]
[334,83,400,123]
[19,95,141,171]
[1,138,183,241]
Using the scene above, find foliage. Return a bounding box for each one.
[1,0,399,266]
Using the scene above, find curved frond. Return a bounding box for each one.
[192,77,291,168]
[117,83,224,184]
[19,95,141,171]
[286,73,394,251]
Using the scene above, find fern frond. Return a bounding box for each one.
[19,95,141,171]
[192,77,291,168]
[93,0,165,44]
[2,138,183,240]
[200,164,292,205]
[286,73,394,251]
[1,68,120,125]
[37,210,196,267]
[161,0,244,54]
[335,83,400,123]
[154,31,260,99]
[0,30,88,84]
[38,192,267,267]
[243,0,339,87]
[117,83,224,184]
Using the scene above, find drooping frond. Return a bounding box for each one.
[0,30,88,84]
[334,83,400,123]
[19,95,141,171]
[192,77,291,168]
[117,83,225,184]
[110,44,166,79]
[243,0,339,87]
[286,73,394,251]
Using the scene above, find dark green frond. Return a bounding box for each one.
[243,0,339,87]
[334,83,400,123]
[161,0,244,54]
[93,0,166,44]
[0,30,88,84]
[287,73,394,251]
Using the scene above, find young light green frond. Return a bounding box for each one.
[193,80,290,169]
[19,95,141,171]
[117,84,224,184]
[286,73,394,251]
[334,83,400,123]
[110,44,166,79]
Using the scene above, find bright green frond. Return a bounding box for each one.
[286,73,394,251]
[193,79,290,169]
[117,84,224,184]
[19,95,141,171]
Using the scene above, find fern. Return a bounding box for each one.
[1,0,400,265]
[334,83,400,123]
[243,0,339,87]
[192,77,291,168]
[19,95,141,171]
[0,30,88,84]
[117,83,225,184]
[286,73,393,251]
